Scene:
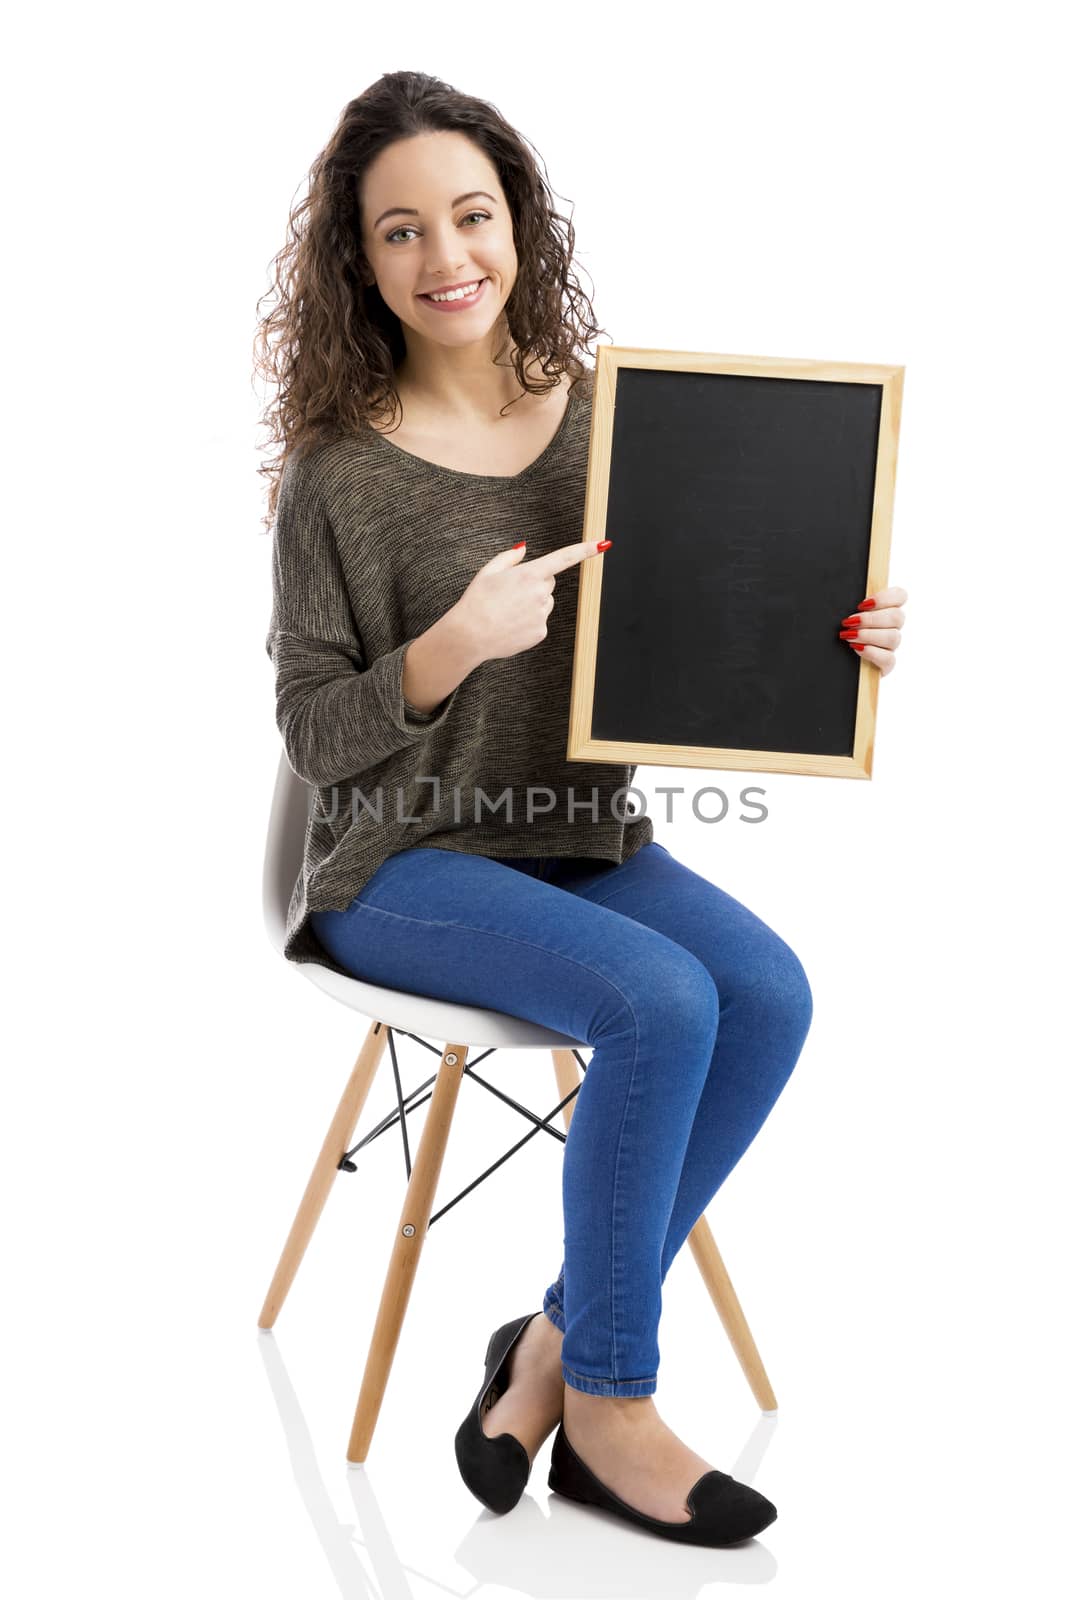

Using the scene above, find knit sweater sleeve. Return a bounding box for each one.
[265,454,458,788]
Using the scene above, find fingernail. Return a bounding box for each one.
[858,598,877,611]
[512,540,526,548]
[839,629,859,639]
[841,614,862,626]
[597,540,612,551]
[850,642,866,652]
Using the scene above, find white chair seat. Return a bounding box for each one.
[296,963,585,1050]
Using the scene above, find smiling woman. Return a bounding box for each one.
[252,71,604,526]
[252,69,804,1551]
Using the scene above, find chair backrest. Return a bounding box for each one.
[263,748,312,956]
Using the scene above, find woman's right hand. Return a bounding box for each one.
[449,538,612,665]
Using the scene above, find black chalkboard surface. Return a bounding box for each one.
[567,346,905,779]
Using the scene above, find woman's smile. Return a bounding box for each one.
[417,275,489,312]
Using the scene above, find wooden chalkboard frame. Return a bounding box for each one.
[566,345,905,779]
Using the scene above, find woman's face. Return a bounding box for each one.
[359,130,518,355]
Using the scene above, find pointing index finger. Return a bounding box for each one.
[525,539,608,576]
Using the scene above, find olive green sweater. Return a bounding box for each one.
[265,368,654,976]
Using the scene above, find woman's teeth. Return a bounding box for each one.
[425,279,484,302]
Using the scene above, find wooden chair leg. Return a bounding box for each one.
[551,1048,778,1412]
[687,1215,778,1411]
[258,1020,389,1330]
[551,1048,583,1127]
[347,1041,468,1464]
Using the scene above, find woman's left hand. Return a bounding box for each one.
[838,586,909,677]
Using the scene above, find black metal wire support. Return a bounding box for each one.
[335,1031,589,1229]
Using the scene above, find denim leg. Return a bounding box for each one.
[539,840,813,1333]
[549,947,718,1395]
[659,933,812,1278]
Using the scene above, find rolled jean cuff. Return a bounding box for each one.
[561,1361,658,1398]
[543,1296,566,1335]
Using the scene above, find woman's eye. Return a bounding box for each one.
[386,210,490,245]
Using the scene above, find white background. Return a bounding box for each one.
[6,2,1065,1595]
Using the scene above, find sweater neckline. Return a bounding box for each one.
[365,380,581,486]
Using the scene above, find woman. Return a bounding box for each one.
[254,70,908,1546]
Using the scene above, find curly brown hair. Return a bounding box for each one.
[251,69,607,529]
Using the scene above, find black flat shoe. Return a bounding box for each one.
[548,1421,778,1545]
[454,1311,542,1513]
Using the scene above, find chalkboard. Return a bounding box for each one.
[567,346,904,779]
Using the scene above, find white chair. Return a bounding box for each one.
[259,748,778,1463]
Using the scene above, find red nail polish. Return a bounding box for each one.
[839,629,859,639]
[850,642,866,652]
[512,540,526,548]
[858,598,877,611]
[841,615,862,626]
[597,540,612,551]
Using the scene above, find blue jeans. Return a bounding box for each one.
[310,838,813,1397]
